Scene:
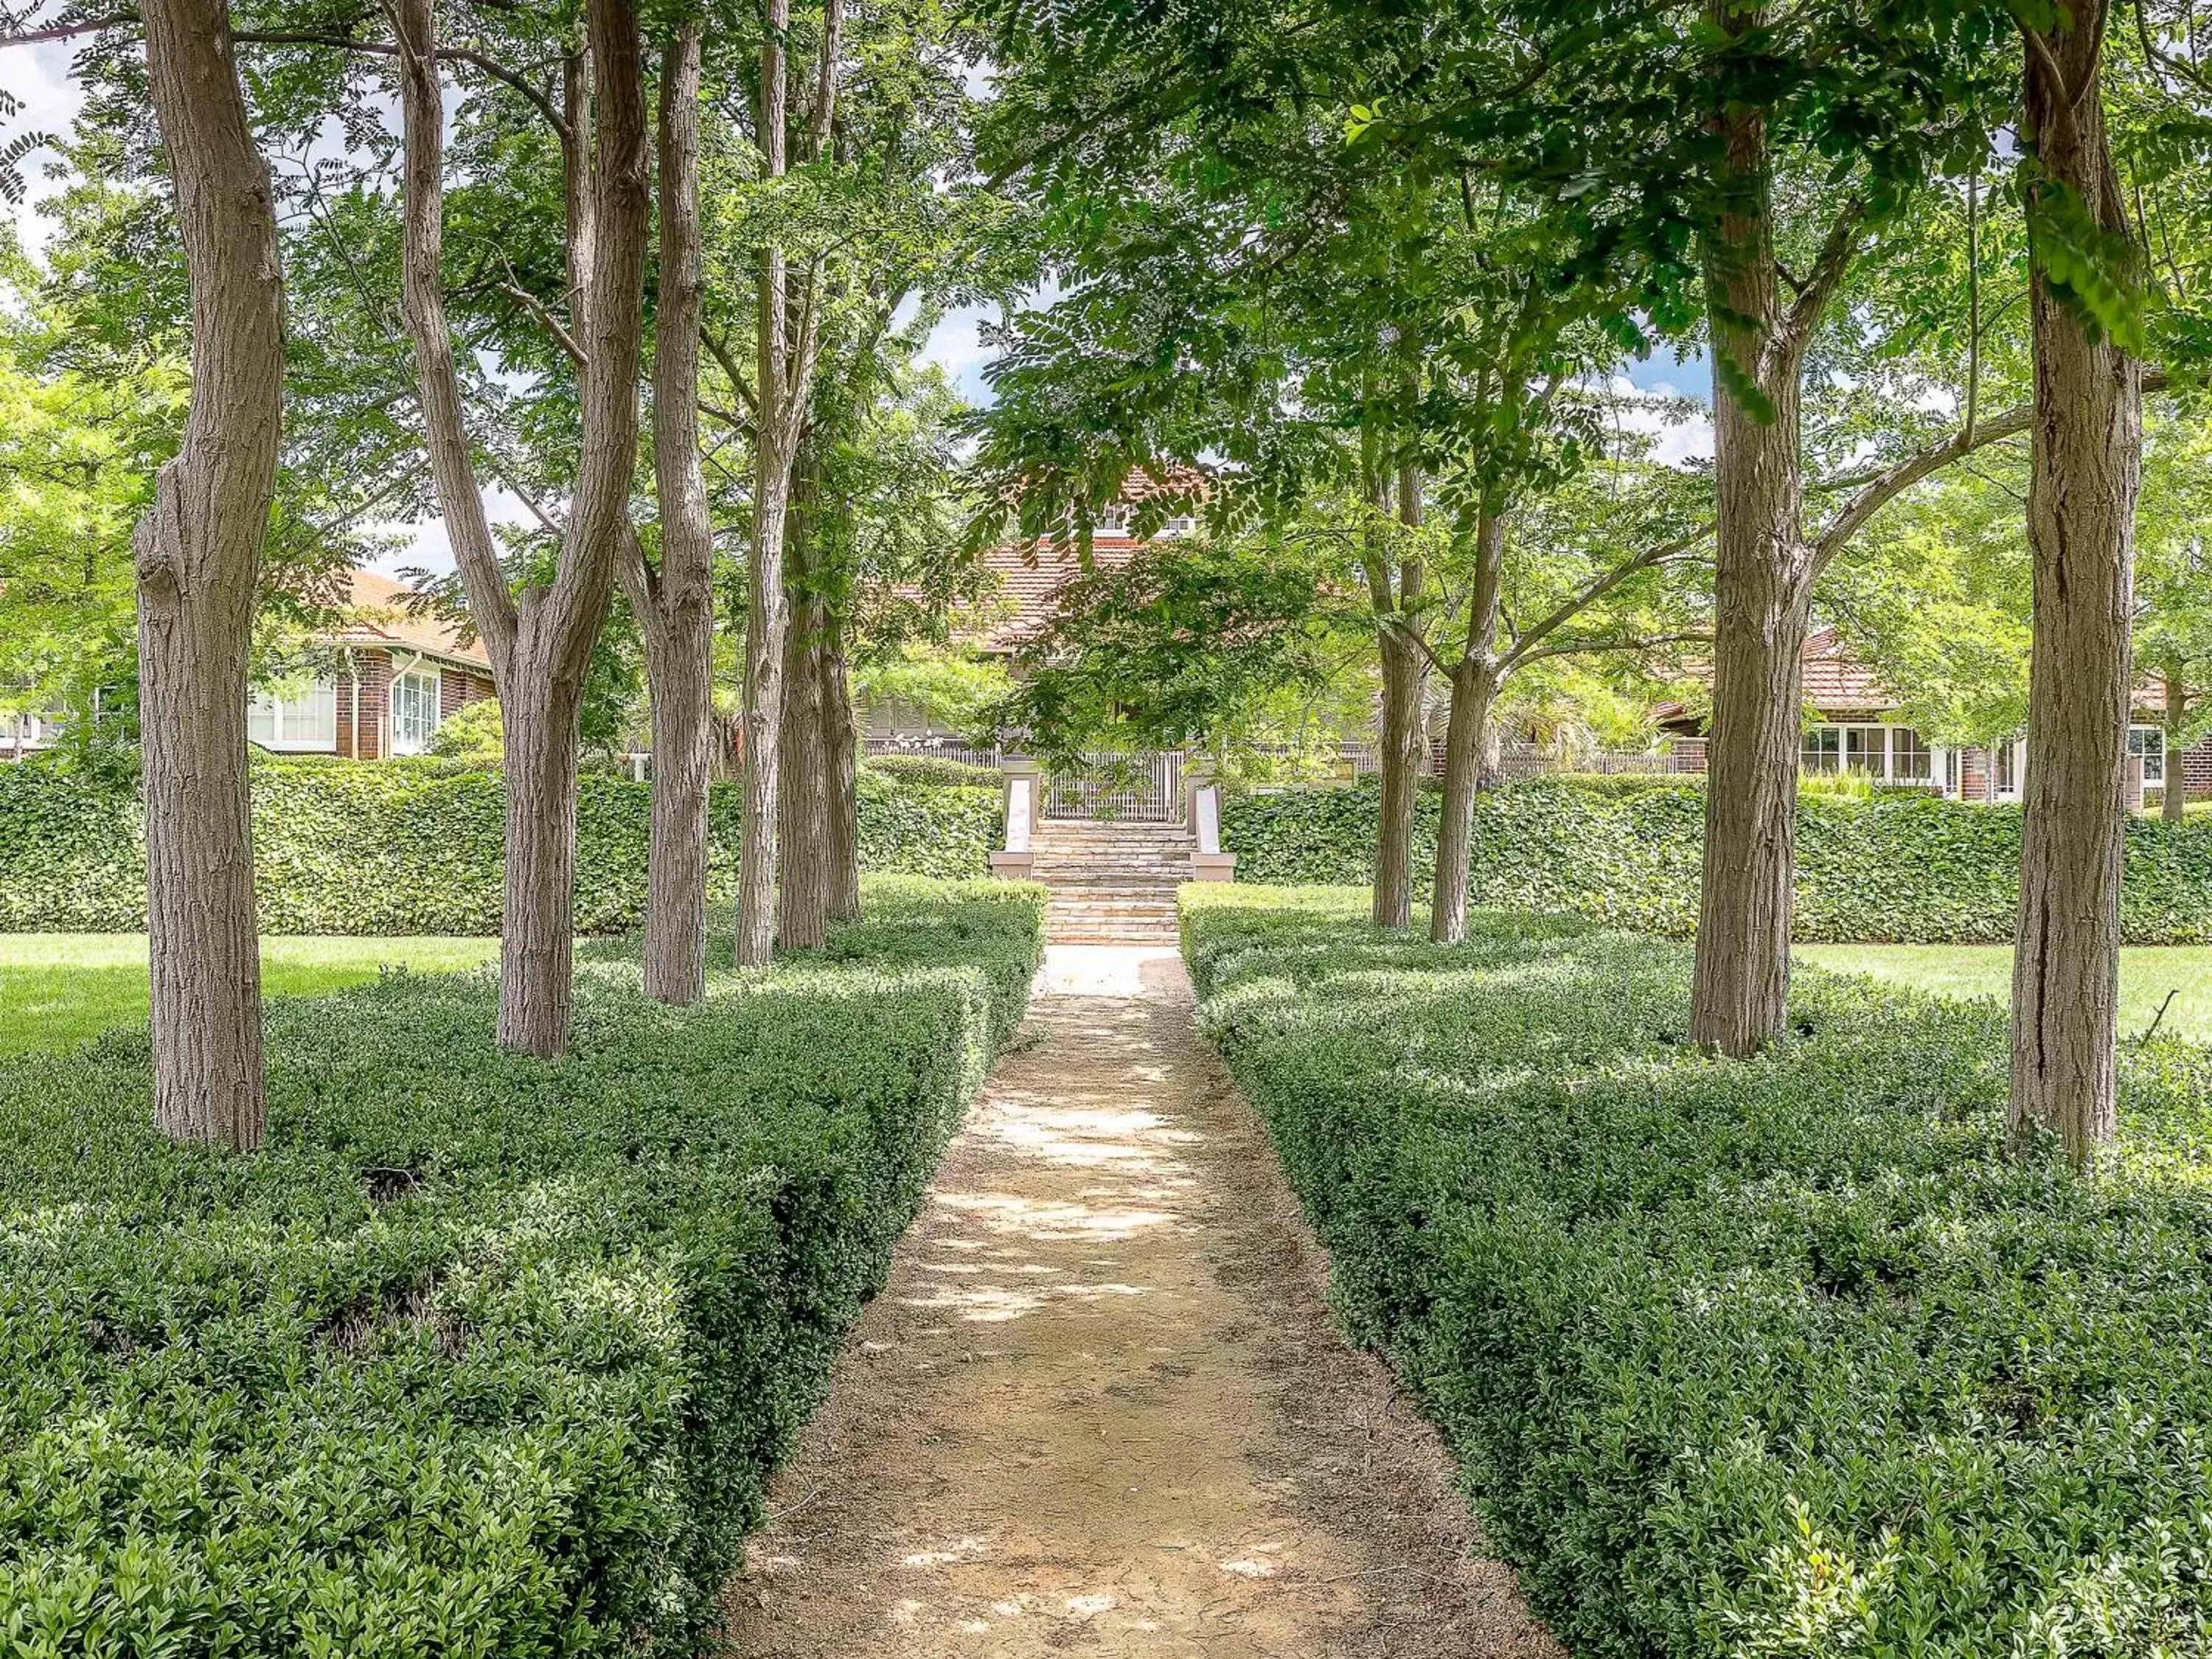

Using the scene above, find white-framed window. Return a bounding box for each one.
[1802,723,1938,785]
[247,679,338,750]
[390,667,442,755]
[2130,725,2166,785]
[1093,505,1131,536]
[1161,512,1198,536]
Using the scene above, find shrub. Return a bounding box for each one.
[1183,885,2212,1658]
[860,752,1005,790]
[1220,776,2212,943]
[0,754,1003,934]
[426,697,504,762]
[0,877,1043,1657]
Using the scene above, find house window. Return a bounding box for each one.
[1161,513,1198,536]
[1892,727,1932,782]
[247,679,337,749]
[1996,740,2020,797]
[1094,506,1130,536]
[2130,726,2166,785]
[1802,727,1842,773]
[391,667,442,755]
[1803,723,1935,784]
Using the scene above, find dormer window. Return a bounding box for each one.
[1162,514,1197,537]
[1095,506,1131,536]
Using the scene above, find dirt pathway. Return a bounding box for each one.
[721,948,1561,1659]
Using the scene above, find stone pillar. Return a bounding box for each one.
[990,756,1040,878]
[1185,770,1236,882]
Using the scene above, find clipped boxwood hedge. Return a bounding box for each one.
[1184,885,2212,1658]
[0,755,1002,934]
[0,877,1043,1657]
[1222,776,2212,943]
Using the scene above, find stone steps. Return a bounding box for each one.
[1030,820,1192,944]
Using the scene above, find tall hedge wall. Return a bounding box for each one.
[1222,777,2212,945]
[0,755,1001,934]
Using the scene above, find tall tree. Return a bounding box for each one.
[736,0,843,966]
[397,0,650,1054]
[131,0,285,1149]
[2008,0,2143,1163]
[623,24,716,1005]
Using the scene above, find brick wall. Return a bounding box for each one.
[2183,734,2212,801]
[440,667,493,720]
[336,650,392,761]
[1669,737,1707,773]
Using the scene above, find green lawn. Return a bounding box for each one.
[1796,942,2212,1041]
[0,933,503,1054]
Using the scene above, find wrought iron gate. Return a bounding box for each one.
[1041,751,1185,823]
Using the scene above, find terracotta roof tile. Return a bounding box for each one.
[334,568,492,669]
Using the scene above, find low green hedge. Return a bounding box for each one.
[0,876,1043,1657]
[1184,885,2212,1658]
[1222,776,2212,943]
[859,752,1004,789]
[0,755,1002,934]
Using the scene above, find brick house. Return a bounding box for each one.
[864,477,1198,744]
[1657,626,2209,804]
[247,568,496,760]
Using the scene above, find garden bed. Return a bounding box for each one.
[1183,883,2212,1656]
[0,877,1043,1655]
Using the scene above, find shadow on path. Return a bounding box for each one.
[721,947,1560,1658]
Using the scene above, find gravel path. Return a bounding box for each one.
[720,947,1561,1658]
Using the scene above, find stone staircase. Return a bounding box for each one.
[1031,819,1192,944]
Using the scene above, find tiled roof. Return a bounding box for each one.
[333,568,492,670]
[969,538,1145,652]
[1798,626,1894,712]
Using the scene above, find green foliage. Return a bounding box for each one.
[0,878,1040,1656]
[1221,777,2212,944]
[0,755,1002,935]
[1183,887,2212,1658]
[425,698,504,762]
[860,753,1003,789]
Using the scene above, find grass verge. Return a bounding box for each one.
[0,934,504,1054]
[1184,883,2212,1658]
[0,876,1043,1655]
[1795,941,2212,1042]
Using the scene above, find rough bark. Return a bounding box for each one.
[2162,672,2188,824]
[2009,1,2140,1165]
[1687,51,1846,1057]
[627,27,714,1006]
[821,606,862,921]
[736,0,841,966]
[1366,459,1428,930]
[397,0,647,1053]
[1430,507,1506,947]
[776,589,830,949]
[136,0,284,1150]
[776,447,831,949]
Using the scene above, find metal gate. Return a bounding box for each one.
[1042,751,1185,823]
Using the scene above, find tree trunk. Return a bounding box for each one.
[495,650,587,1055]
[1689,67,1820,1057]
[1430,505,1506,947]
[776,594,830,948]
[1369,459,1427,930]
[821,607,862,921]
[397,0,647,1052]
[639,598,712,1002]
[636,26,714,1006]
[1430,660,1498,946]
[136,0,285,1150]
[2163,672,2188,824]
[2009,1,2140,1164]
